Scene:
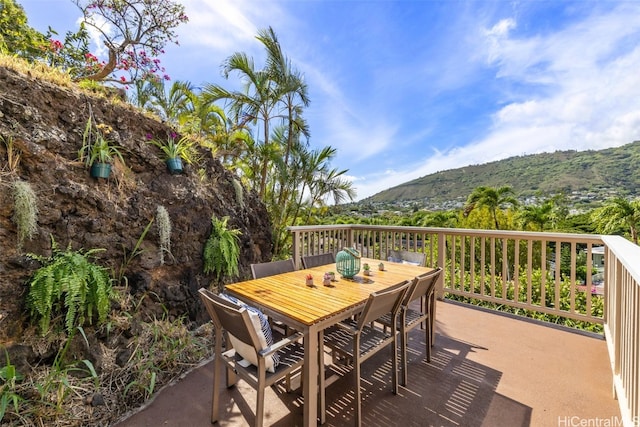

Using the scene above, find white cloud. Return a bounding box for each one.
[352,3,640,200]
[179,0,289,55]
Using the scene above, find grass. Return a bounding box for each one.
[1,287,213,426]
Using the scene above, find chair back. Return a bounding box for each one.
[251,258,296,279]
[198,288,261,351]
[357,280,410,329]
[404,267,442,305]
[301,252,336,269]
[388,249,426,266]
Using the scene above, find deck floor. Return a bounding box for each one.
[114,300,620,426]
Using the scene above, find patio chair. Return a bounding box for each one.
[377,267,443,386]
[322,280,410,427]
[250,258,297,335]
[387,249,426,266]
[198,288,304,427]
[301,252,336,269]
[250,258,296,279]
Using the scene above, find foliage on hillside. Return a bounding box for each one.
[365,142,640,204]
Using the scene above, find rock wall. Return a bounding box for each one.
[0,65,273,345]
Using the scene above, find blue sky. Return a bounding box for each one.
[17,0,640,201]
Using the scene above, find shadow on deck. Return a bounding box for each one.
[115,300,620,426]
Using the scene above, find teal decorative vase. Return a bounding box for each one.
[166,157,183,174]
[336,247,361,278]
[90,162,111,178]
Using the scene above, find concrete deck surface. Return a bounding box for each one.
[114,300,620,426]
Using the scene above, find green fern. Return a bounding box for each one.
[26,236,114,336]
[203,216,241,281]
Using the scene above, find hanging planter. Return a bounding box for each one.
[165,157,183,174]
[90,162,112,178]
[80,117,124,180]
[148,132,192,175]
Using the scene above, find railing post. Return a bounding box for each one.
[291,229,301,269]
[347,228,354,250]
[437,231,446,300]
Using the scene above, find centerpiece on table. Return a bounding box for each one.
[335,247,361,279]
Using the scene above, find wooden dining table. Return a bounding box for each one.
[225,257,433,426]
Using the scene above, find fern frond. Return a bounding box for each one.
[25,236,113,335]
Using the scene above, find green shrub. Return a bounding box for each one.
[203,216,241,283]
[26,236,114,335]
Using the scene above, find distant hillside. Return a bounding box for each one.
[364,141,640,205]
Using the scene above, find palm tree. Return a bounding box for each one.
[517,200,554,231]
[591,197,640,244]
[202,50,278,198]
[464,186,518,230]
[421,211,459,228]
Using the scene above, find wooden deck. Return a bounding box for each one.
[115,300,620,426]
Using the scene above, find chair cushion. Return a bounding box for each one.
[388,256,402,263]
[219,293,279,372]
[402,260,421,266]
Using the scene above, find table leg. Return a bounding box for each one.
[304,325,319,426]
[318,329,325,424]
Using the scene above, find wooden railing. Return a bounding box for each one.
[290,224,604,324]
[289,224,640,427]
[602,235,640,427]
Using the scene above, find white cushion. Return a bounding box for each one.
[218,293,279,372]
[402,260,421,266]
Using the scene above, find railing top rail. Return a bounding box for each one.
[288,224,604,244]
[603,235,640,278]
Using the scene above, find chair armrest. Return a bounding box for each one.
[258,332,304,357]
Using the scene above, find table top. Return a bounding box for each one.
[225,258,433,327]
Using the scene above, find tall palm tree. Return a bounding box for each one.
[201,51,278,198]
[517,200,554,231]
[464,186,518,230]
[592,197,640,244]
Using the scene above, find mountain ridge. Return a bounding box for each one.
[363,141,640,205]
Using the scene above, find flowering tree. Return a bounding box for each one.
[71,0,188,85]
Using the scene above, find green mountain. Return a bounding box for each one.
[364,141,640,205]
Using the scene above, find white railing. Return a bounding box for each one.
[602,235,640,427]
[289,224,640,426]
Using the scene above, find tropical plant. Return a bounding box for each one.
[147,131,194,163]
[26,236,114,335]
[1,134,21,174]
[117,219,153,285]
[156,205,172,265]
[11,180,38,251]
[79,115,124,167]
[203,216,241,284]
[591,197,640,244]
[0,351,24,423]
[464,185,519,230]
